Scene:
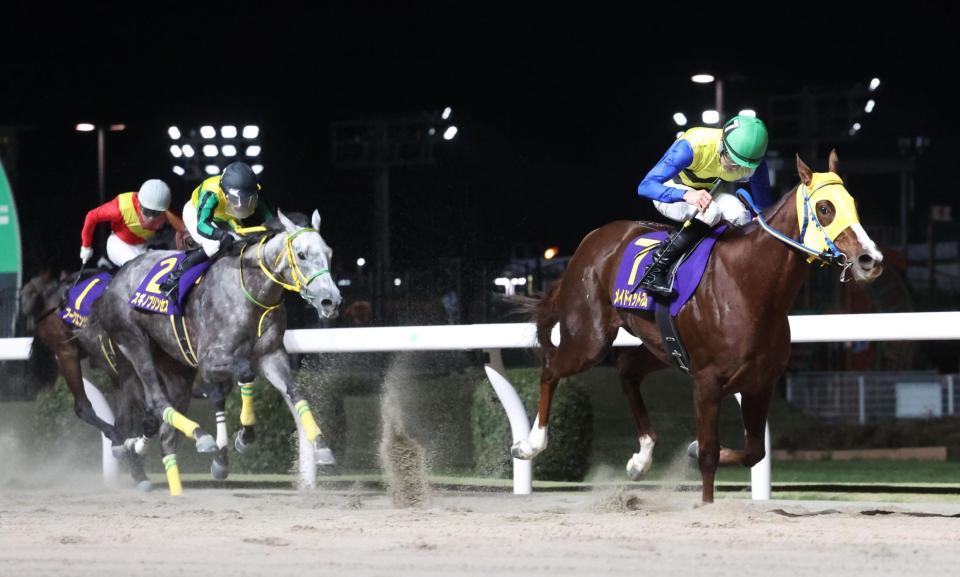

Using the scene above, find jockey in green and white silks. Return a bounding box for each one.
[159,161,273,298]
[636,115,771,296]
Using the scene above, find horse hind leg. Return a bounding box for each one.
[617,347,664,480]
[40,318,122,444]
[511,317,618,461]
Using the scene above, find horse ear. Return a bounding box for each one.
[796,154,813,186]
[311,209,321,231]
[276,209,297,232]
[828,149,840,174]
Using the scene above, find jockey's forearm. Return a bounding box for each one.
[195,191,223,240]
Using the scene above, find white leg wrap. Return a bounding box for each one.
[626,434,656,481]
[510,415,549,460]
[215,411,228,449]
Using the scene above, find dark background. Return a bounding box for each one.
[1,2,954,277]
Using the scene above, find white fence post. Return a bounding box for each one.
[82,378,119,483]
[734,393,771,500]
[482,348,532,495]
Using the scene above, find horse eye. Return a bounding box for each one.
[297,251,306,260]
[819,205,828,215]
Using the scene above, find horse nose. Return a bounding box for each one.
[858,254,875,269]
[320,298,339,318]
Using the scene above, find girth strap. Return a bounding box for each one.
[170,315,199,367]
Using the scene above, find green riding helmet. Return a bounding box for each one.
[721,115,768,169]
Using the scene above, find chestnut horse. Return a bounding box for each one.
[512,152,883,502]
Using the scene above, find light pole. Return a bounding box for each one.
[75,122,125,206]
[692,74,723,123]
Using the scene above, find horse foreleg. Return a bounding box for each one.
[211,394,230,481]
[258,349,335,466]
[693,387,722,504]
[617,348,663,480]
[159,423,182,496]
[117,339,215,454]
[717,387,772,467]
[234,377,257,455]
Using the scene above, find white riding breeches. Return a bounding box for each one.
[106,233,148,267]
[183,201,230,257]
[652,180,752,227]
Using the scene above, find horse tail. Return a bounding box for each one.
[533,282,562,356]
[503,283,562,355]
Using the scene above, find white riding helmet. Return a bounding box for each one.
[138,179,171,212]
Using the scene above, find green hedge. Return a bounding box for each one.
[472,367,593,481]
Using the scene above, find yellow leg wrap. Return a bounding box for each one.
[295,400,321,443]
[163,454,182,496]
[240,383,256,426]
[163,406,199,439]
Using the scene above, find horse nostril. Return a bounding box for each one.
[858,254,874,267]
[321,299,334,309]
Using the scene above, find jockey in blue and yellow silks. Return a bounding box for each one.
[636,115,771,295]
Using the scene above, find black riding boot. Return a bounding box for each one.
[637,218,712,296]
[158,248,209,299]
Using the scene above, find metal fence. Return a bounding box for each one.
[785,371,958,424]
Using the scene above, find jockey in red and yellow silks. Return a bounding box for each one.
[80,179,185,267]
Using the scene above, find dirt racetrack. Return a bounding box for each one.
[1,481,958,577]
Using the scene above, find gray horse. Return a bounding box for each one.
[91,210,341,493]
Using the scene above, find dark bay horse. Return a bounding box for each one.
[512,152,883,502]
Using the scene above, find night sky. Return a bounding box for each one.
[2,2,957,276]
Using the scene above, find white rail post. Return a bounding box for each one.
[482,348,532,495]
[734,392,771,500]
[82,378,119,483]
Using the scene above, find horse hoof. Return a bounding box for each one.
[510,440,535,460]
[211,458,229,481]
[315,446,336,466]
[687,441,699,459]
[626,454,652,481]
[235,431,251,455]
[136,480,154,493]
[195,434,218,453]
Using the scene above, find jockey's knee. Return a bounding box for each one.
[695,204,722,227]
[716,194,752,227]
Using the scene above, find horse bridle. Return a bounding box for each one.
[737,184,854,282]
[237,228,332,336]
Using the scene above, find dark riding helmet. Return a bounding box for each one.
[220,161,260,219]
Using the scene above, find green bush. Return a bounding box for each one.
[472,367,593,481]
[224,371,348,473]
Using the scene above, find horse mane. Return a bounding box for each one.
[223,211,312,256]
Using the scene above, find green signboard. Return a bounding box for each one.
[0,157,21,337]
